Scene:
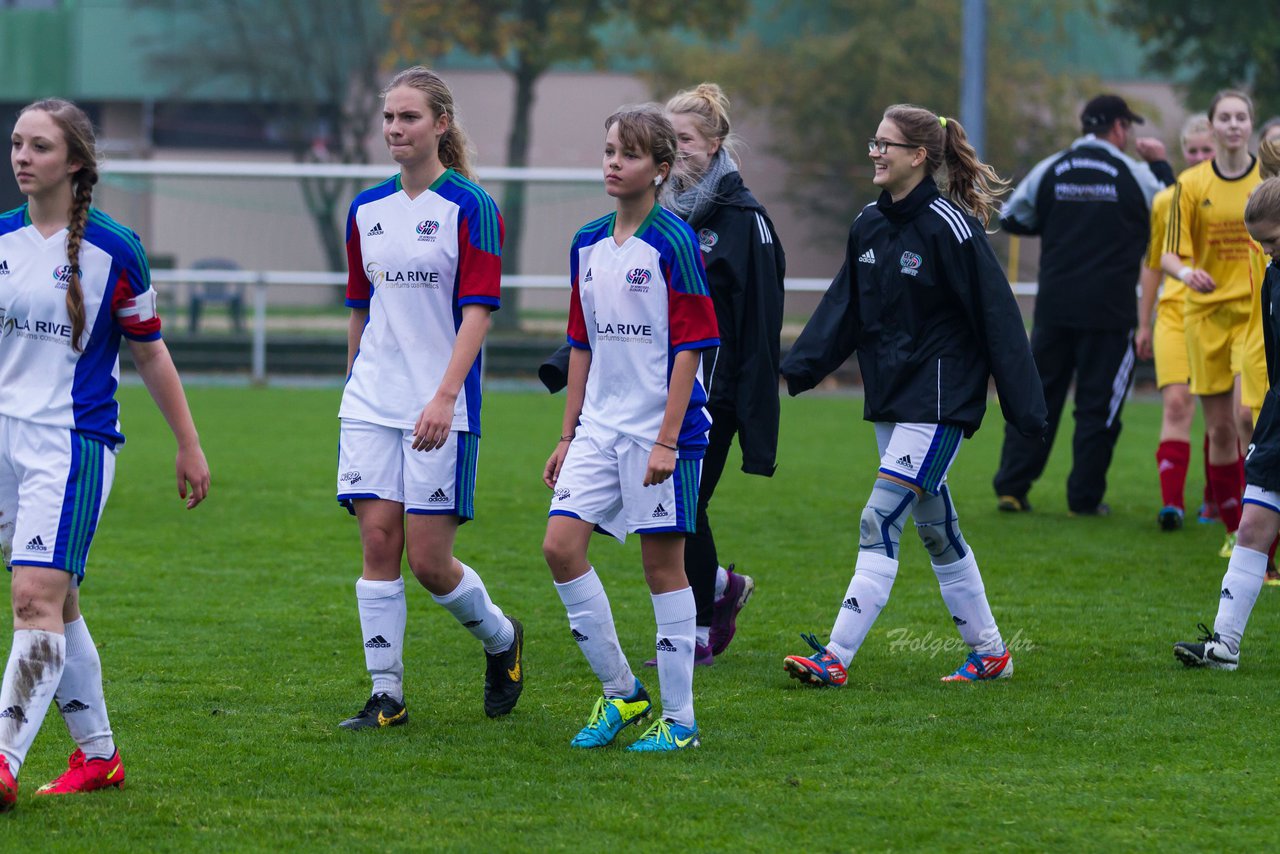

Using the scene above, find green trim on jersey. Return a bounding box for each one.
[439,169,502,256]
[88,207,150,282]
[649,211,708,297]
[574,212,615,244]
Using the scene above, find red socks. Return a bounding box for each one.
[1156,440,1191,509]
[1207,460,1243,533]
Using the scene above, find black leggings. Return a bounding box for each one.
[686,405,737,628]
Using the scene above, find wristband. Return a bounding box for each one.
[559,435,574,443]
[1177,266,1193,283]
[655,441,677,451]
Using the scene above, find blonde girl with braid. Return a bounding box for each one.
[0,98,209,810]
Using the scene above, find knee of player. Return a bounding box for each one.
[858,478,918,553]
[11,572,72,626]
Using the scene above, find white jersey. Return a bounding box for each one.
[340,170,503,434]
[0,206,161,448]
[567,205,718,450]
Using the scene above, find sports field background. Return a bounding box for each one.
[3,385,1277,851]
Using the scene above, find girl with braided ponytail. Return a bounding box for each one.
[780,104,1045,687]
[0,98,209,810]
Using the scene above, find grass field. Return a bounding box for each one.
[3,385,1278,851]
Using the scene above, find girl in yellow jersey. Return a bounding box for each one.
[1163,90,1263,557]
[1137,115,1215,530]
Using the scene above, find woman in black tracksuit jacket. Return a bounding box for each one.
[779,104,1047,687]
[1174,169,1280,671]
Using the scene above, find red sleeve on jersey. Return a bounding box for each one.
[456,213,503,309]
[566,275,589,348]
[666,257,719,351]
[112,268,162,341]
[345,204,370,307]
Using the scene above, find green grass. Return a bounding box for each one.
[3,386,1278,851]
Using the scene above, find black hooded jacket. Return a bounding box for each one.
[781,176,1046,439]
[1246,262,1280,491]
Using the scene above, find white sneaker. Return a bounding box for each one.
[1173,623,1239,671]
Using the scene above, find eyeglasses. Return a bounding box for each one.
[867,137,920,155]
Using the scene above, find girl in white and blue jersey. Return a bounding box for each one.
[542,105,719,752]
[0,99,210,810]
[335,67,523,730]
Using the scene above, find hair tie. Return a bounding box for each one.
[939,116,947,128]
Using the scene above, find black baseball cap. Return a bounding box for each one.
[1081,94,1145,130]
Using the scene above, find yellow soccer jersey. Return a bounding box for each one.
[1168,157,1263,305]
[1147,185,1185,305]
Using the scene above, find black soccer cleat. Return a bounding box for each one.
[484,617,524,718]
[339,692,408,730]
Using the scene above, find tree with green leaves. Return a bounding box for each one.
[133,0,388,272]
[648,0,1089,243]
[1109,0,1280,118]
[383,0,748,326]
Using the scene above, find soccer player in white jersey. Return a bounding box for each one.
[542,105,719,752]
[336,67,522,730]
[0,99,210,811]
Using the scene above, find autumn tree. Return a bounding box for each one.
[384,0,748,326]
[134,0,388,272]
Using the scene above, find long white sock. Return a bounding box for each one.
[0,629,66,774]
[933,550,1004,654]
[554,568,634,698]
[432,563,514,654]
[1214,545,1268,652]
[652,587,696,727]
[356,577,406,701]
[827,552,898,666]
[54,618,114,760]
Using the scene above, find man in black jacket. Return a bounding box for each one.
[993,94,1174,515]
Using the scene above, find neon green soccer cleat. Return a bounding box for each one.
[569,679,651,748]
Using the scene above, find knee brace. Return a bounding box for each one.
[914,485,969,564]
[858,479,917,560]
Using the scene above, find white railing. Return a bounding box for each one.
[150,269,1039,383]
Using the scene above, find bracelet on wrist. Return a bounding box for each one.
[655,441,677,451]
[1178,266,1193,283]
[559,434,574,443]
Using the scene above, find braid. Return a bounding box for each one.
[65,174,95,352]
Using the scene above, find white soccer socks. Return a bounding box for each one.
[933,550,1004,654]
[356,577,407,700]
[0,629,66,774]
[827,552,899,666]
[651,587,696,727]
[1214,545,1267,652]
[554,568,635,698]
[54,618,115,760]
[432,563,514,655]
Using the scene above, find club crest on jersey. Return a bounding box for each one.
[698,228,719,253]
[627,268,652,293]
[417,220,440,242]
[53,264,73,289]
[899,252,922,277]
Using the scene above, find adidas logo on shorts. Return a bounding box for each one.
[26,535,46,552]
[842,597,862,613]
[365,635,392,648]
[571,629,589,643]
[858,249,876,264]
[895,454,914,470]
[60,699,90,714]
[651,503,669,519]
[655,637,678,653]
[367,222,384,236]
[428,488,449,504]
[554,488,570,501]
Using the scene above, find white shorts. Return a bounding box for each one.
[337,418,479,519]
[874,422,963,495]
[549,421,701,543]
[0,415,116,581]
[1242,484,1280,515]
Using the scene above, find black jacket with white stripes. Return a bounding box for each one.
[689,171,786,475]
[782,176,1047,439]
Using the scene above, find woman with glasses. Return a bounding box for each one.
[779,104,1046,687]
[1162,90,1264,559]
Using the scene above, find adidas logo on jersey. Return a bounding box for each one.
[0,260,9,275]
[655,637,678,653]
[571,628,589,643]
[365,635,392,648]
[1221,587,1234,600]
[895,454,914,470]
[1202,199,1213,208]
[952,615,968,626]
[367,222,384,236]
[651,503,669,519]
[857,249,876,264]
[584,268,593,283]
[60,699,90,714]
[842,597,862,613]
[0,705,26,723]
[26,535,47,552]
[428,488,449,504]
